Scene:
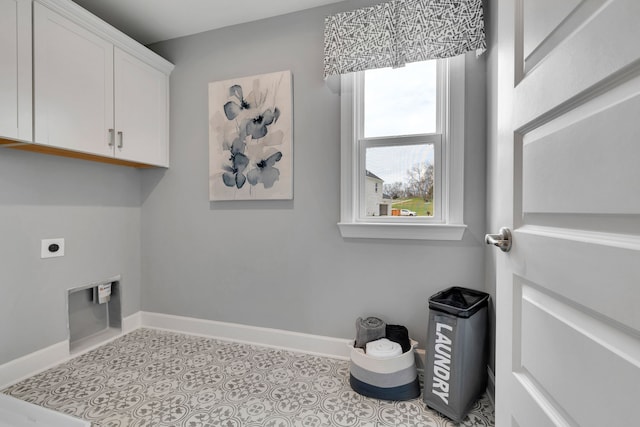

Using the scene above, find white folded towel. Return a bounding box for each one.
[365,338,403,359]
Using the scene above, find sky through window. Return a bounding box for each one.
[364,60,437,185]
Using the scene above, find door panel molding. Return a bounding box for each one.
[513,228,640,331]
[521,0,606,75]
[515,0,640,129]
[511,367,575,427]
[522,103,640,214]
[512,370,578,427]
[522,213,640,235]
[518,225,640,251]
[518,284,640,426]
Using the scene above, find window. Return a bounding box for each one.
[338,55,467,240]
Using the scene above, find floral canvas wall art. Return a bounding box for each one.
[209,70,293,200]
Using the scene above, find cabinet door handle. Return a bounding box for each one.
[117,131,124,149]
[108,129,115,147]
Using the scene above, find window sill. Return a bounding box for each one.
[337,222,467,240]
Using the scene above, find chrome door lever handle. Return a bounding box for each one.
[485,227,512,252]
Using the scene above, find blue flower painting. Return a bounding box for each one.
[209,71,293,200]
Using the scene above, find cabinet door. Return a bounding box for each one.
[114,48,169,167]
[33,2,114,157]
[0,0,31,141]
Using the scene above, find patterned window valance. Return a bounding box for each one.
[323,0,486,77]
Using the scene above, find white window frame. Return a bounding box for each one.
[338,55,467,240]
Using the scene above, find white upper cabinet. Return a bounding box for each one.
[33,1,114,157]
[31,0,173,167]
[114,48,169,166]
[0,0,32,142]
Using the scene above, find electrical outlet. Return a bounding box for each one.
[41,238,65,258]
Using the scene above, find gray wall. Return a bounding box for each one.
[0,149,141,364]
[143,0,487,346]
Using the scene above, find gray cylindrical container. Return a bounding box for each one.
[423,287,490,423]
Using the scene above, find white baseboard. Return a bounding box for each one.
[0,311,353,389]
[140,311,352,360]
[122,311,141,333]
[0,312,141,389]
[0,341,68,390]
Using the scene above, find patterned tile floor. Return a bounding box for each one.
[2,329,494,426]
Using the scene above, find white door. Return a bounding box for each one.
[493,1,640,426]
[0,0,31,141]
[114,47,169,167]
[33,2,114,157]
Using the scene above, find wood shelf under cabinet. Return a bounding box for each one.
[0,137,159,168]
